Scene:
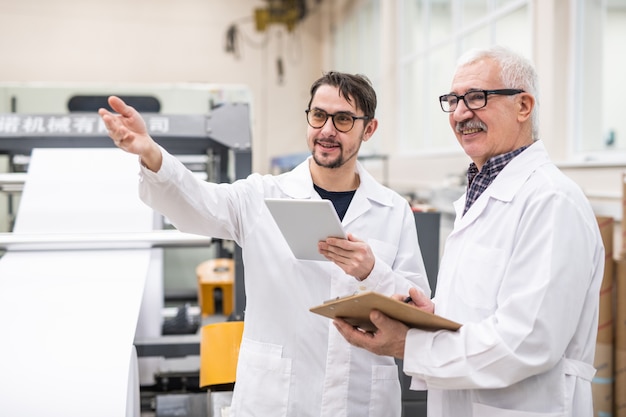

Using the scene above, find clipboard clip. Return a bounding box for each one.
[323,291,358,304]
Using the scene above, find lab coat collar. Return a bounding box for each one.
[453,140,550,227]
[343,162,396,225]
[276,157,316,199]
[275,156,395,216]
[483,140,549,202]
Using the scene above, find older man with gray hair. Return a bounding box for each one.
[335,45,604,417]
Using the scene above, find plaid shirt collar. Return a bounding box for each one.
[464,145,529,215]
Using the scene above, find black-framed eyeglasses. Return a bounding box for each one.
[305,108,369,133]
[439,89,525,113]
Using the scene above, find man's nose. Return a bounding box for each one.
[452,100,473,121]
[319,115,337,135]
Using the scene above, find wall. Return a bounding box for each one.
[1,0,624,242]
[0,0,330,298]
[0,0,325,173]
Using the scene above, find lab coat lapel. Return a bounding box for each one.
[342,162,393,227]
[450,141,550,235]
[275,157,317,199]
[275,157,393,226]
[342,188,370,226]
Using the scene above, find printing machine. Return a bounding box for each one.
[0,98,252,416]
[0,101,251,310]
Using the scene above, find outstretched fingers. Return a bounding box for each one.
[107,95,135,118]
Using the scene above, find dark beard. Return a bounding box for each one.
[312,151,344,169]
[311,132,363,169]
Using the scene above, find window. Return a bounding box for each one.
[574,0,626,156]
[331,0,382,155]
[398,0,531,154]
[332,0,380,78]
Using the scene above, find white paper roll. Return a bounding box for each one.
[0,148,157,417]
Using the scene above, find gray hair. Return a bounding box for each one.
[457,46,539,139]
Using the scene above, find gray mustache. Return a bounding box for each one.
[455,120,487,133]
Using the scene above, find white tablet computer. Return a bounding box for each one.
[265,198,347,261]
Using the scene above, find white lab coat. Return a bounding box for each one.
[404,140,604,416]
[139,148,430,417]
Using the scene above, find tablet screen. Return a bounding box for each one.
[264,198,347,261]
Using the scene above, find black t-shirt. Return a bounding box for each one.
[313,184,356,221]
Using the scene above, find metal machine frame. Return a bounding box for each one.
[0,102,252,333]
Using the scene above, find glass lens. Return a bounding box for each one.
[441,95,457,111]
[333,113,354,132]
[465,91,487,109]
[308,109,328,127]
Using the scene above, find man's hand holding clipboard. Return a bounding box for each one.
[318,288,460,359]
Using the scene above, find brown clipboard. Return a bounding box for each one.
[309,291,461,333]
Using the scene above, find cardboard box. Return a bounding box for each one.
[595,217,615,417]
[594,342,614,415]
[615,257,626,416]
[597,217,615,344]
[622,173,626,257]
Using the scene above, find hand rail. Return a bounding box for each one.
[0,171,208,193]
[0,173,27,192]
[0,230,214,251]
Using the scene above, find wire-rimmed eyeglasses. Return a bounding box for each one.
[305,108,369,133]
[439,89,525,113]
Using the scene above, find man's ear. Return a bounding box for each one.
[362,118,378,142]
[517,93,535,123]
